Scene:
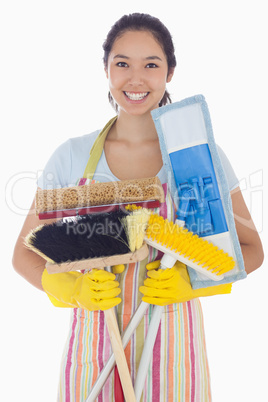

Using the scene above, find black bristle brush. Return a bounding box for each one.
[27,211,129,263]
[25,208,150,272]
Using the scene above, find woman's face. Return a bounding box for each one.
[105,30,174,116]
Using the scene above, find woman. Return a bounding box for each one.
[13,13,263,401]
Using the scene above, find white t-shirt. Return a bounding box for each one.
[37,129,239,191]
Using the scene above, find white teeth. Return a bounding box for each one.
[125,92,149,101]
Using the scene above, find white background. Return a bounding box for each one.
[1,1,267,401]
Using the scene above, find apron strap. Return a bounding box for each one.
[83,116,117,180]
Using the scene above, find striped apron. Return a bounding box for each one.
[57,119,212,402]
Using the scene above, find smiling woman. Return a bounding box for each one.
[12,11,263,402]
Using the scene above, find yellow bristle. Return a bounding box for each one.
[190,244,208,260]
[166,234,176,249]
[164,232,173,247]
[146,215,160,241]
[146,213,236,277]
[124,208,150,252]
[187,244,201,259]
[216,258,235,275]
[206,253,225,269]
[196,250,217,266]
[125,204,142,211]
[170,237,180,251]
[177,235,196,256]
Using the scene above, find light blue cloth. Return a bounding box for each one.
[37,126,238,192]
[151,94,246,288]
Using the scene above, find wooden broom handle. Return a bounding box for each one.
[46,248,148,401]
[104,308,136,401]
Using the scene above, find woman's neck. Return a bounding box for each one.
[111,110,158,143]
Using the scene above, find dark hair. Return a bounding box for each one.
[103,13,177,111]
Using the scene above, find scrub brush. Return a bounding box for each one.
[144,213,236,280]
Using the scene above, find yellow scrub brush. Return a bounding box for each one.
[144,213,236,280]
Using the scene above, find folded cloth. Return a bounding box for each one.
[151,95,246,289]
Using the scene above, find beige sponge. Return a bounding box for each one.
[36,176,165,215]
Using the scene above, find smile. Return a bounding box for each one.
[124,92,149,101]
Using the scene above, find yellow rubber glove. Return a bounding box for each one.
[139,260,232,305]
[42,268,122,310]
[111,264,125,274]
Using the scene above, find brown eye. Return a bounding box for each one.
[117,62,128,68]
[146,63,158,68]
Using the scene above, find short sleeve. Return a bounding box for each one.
[37,140,72,189]
[37,130,101,190]
[217,145,239,191]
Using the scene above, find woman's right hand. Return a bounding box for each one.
[12,193,124,308]
[42,268,122,310]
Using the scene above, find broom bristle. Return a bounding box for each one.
[146,214,236,276]
[122,207,150,252]
[25,209,150,264]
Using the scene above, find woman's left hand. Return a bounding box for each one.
[139,260,232,306]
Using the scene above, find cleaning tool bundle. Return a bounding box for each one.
[29,178,164,402]
[36,176,164,219]
[84,212,235,401]
[26,207,151,402]
[134,95,247,398]
[151,94,246,289]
